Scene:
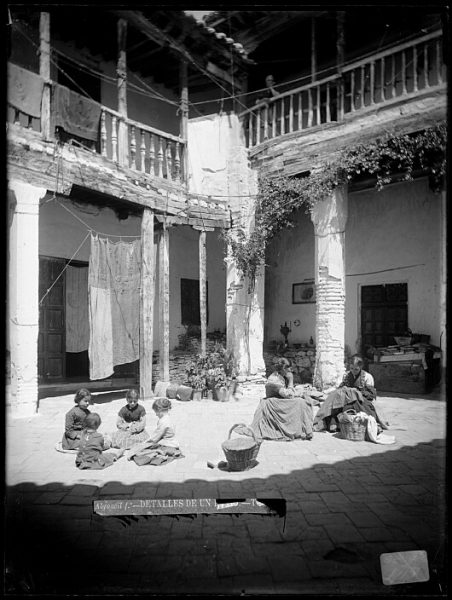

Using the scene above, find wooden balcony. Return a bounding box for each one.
[241,31,445,149]
[7,68,187,185]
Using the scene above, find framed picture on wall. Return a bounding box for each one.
[292,280,316,304]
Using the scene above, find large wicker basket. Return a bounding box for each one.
[221,423,261,471]
[338,409,367,441]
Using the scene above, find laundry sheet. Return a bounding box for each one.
[66,265,89,353]
[88,234,141,380]
[8,62,44,118]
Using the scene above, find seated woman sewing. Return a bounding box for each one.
[313,355,389,432]
[249,358,314,441]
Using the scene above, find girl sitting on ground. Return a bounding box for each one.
[61,388,92,450]
[126,398,183,466]
[110,388,149,450]
[76,413,124,470]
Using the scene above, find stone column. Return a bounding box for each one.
[311,185,348,389]
[439,189,446,396]
[7,181,47,417]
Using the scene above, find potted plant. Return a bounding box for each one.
[185,356,207,401]
[212,366,228,402]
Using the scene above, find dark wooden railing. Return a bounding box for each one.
[7,72,187,183]
[242,30,445,148]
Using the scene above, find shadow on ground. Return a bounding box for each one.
[5,438,446,596]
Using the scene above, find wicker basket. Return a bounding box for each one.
[338,410,367,442]
[221,423,261,471]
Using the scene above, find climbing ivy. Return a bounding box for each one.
[224,121,446,291]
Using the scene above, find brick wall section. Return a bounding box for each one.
[313,267,346,389]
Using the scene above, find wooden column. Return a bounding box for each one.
[179,60,189,183]
[39,12,52,140]
[311,17,317,82]
[117,18,128,167]
[140,208,155,401]
[336,11,345,121]
[158,222,170,381]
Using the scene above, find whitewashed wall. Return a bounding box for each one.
[264,208,316,346]
[264,177,442,351]
[39,199,226,350]
[345,177,442,350]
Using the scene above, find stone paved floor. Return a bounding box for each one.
[5,385,447,595]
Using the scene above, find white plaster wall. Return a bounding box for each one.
[264,178,442,352]
[39,200,226,351]
[265,208,316,345]
[345,177,442,350]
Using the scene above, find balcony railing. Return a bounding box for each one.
[242,30,445,149]
[7,69,187,184]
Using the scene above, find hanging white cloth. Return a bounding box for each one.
[65,265,89,353]
[88,234,141,380]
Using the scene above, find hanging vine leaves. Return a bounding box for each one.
[224,122,446,290]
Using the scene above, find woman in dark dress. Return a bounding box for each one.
[313,355,389,432]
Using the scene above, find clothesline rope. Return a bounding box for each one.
[39,232,91,306]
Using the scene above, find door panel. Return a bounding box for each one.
[39,256,66,381]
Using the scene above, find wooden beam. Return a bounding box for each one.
[140,208,155,401]
[39,12,52,140]
[311,17,317,83]
[158,223,170,381]
[179,60,189,182]
[198,229,207,356]
[117,18,128,167]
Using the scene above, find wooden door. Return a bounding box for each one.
[361,283,408,351]
[39,257,66,381]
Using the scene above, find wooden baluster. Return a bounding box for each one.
[316,85,321,124]
[391,54,396,97]
[130,125,136,170]
[166,141,173,180]
[14,109,20,125]
[360,64,365,107]
[111,115,118,162]
[381,57,385,101]
[437,39,442,85]
[424,42,430,88]
[157,137,163,178]
[307,88,313,127]
[140,130,146,172]
[174,141,181,181]
[350,71,355,111]
[370,60,375,104]
[280,98,285,134]
[263,104,268,140]
[326,82,331,122]
[289,94,294,133]
[100,110,107,157]
[272,100,276,137]
[248,113,254,148]
[401,51,407,95]
[149,133,155,175]
[337,77,344,121]
[256,109,261,144]
[413,45,418,92]
[27,115,33,129]
[297,93,302,130]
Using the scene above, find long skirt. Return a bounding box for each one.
[75,451,117,470]
[250,396,314,441]
[61,433,82,450]
[126,442,184,466]
[313,387,388,431]
[109,428,149,450]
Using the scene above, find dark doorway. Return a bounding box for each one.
[181,278,208,326]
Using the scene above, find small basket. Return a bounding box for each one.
[221,423,261,471]
[338,410,367,442]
